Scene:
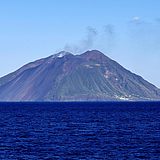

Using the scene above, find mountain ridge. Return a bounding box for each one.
[0,50,160,101]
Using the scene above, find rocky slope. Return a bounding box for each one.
[0,50,160,101]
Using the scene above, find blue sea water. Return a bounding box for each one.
[0,102,160,160]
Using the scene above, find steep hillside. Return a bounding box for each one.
[0,50,160,101]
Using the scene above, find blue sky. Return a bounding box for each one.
[0,0,160,87]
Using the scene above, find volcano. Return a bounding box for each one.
[0,50,160,101]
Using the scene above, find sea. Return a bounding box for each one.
[0,102,160,160]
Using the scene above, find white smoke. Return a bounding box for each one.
[103,24,115,52]
[64,26,98,54]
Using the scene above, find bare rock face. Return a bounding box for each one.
[0,50,160,101]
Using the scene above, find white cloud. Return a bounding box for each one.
[132,16,140,21]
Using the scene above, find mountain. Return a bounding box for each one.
[0,50,160,101]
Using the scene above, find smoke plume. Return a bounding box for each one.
[64,26,98,54]
[103,24,115,52]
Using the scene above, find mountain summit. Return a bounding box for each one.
[0,50,160,101]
